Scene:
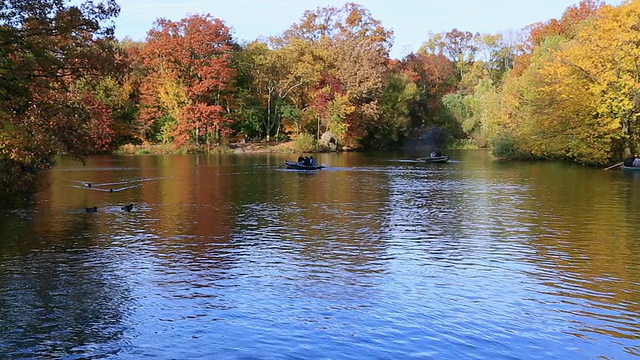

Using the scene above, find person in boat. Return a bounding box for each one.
[309,156,316,166]
[624,155,635,167]
[634,155,640,167]
[298,155,305,164]
[303,156,311,165]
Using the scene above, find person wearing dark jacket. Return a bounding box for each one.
[624,155,635,167]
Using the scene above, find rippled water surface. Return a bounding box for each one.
[1,150,640,359]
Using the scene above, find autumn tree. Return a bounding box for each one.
[420,29,478,80]
[97,38,146,145]
[139,14,237,149]
[512,0,604,76]
[0,0,120,193]
[308,74,352,143]
[415,28,518,148]
[455,2,605,153]
[368,72,418,149]
[398,53,456,127]
[74,39,143,147]
[530,1,640,163]
[236,40,317,141]
[472,31,525,86]
[227,42,266,141]
[482,0,640,164]
[527,0,603,48]
[280,2,393,149]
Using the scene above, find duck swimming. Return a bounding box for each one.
[121,204,134,212]
[85,206,98,213]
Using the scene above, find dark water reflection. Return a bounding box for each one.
[1,150,640,359]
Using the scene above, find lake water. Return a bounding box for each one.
[1,150,639,359]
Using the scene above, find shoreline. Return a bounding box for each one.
[116,141,298,155]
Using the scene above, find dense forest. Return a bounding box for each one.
[2,0,639,193]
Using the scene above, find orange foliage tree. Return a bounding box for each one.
[0,0,120,193]
[139,14,237,148]
[513,0,604,75]
[397,53,456,128]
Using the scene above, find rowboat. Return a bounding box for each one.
[284,160,324,170]
[621,165,640,171]
[416,156,449,163]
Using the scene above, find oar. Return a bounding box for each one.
[604,161,623,170]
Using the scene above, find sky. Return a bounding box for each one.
[109,0,624,59]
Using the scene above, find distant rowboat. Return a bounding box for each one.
[416,156,449,163]
[284,160,324,170]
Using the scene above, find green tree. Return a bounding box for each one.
[365,72,418,149]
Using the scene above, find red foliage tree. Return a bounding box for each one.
[140,14,237,148]
[512,1,604,77]
[526,0,603,48]
[0,0,120,192]
[397,53,456,127]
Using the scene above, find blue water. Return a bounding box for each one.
[1,150,639,359]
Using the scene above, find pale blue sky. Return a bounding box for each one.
[111,0,623,59]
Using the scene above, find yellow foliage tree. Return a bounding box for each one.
[535,1,640,162]
[488,1,640,163]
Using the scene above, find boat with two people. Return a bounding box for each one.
[621,154,640,171]
[285,155,324,170]
[416,151,449,163]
